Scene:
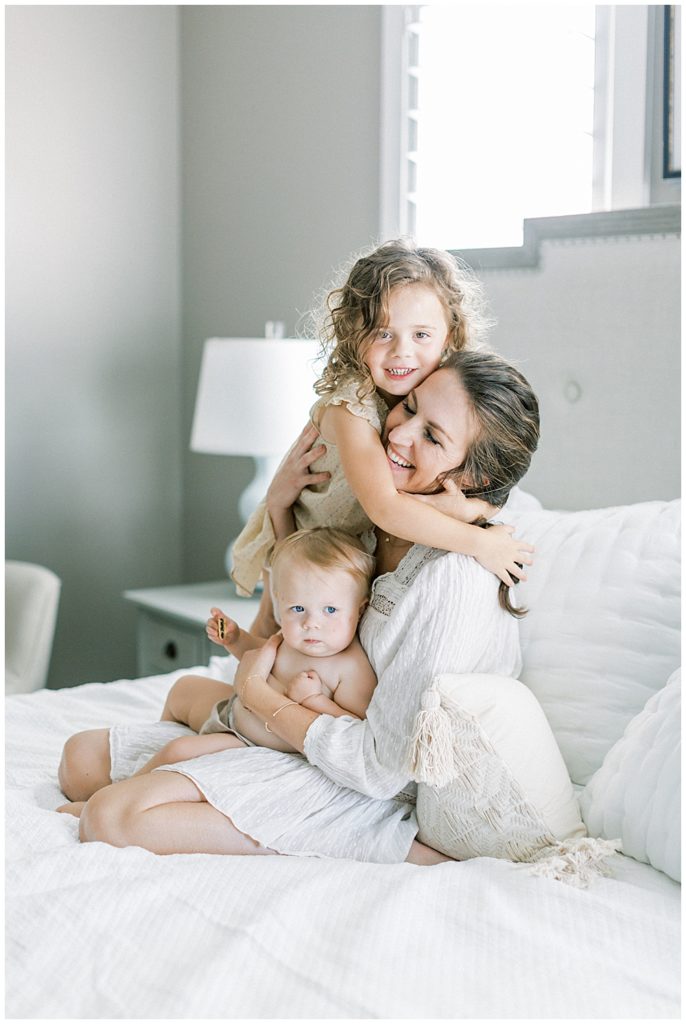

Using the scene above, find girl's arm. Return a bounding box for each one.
[325,404,532,586]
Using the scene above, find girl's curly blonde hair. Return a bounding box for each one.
[311,238,492,400]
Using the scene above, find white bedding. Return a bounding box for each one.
[6,666,681,1019]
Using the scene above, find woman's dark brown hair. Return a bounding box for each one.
[440,350,540,617]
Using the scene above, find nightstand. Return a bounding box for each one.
[123,581,260,677]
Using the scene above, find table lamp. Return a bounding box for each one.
[190,336,321,578]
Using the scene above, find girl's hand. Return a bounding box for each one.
[286,669,324,704]
[408,478,499,524]
[266,423,330,513]
[235,633,282,709]
[206,606,240,648]
[474,524,534,586]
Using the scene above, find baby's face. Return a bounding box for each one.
[273,562,366,658]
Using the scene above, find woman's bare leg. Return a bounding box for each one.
[161,674,235,732]
[58,728,112,802]
[130,732,247,777]
[406,839,453,865]
[79,770,276,856]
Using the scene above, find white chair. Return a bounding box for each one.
[5,561,61,694]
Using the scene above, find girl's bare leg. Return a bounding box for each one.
[161,674,235,732]
[58,728,112,803]
[130,732,247,777]
[80,770,276,856]
[249,571,279,638]
[406,839,453,865]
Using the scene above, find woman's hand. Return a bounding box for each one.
[407,478,499,524]
[266,423,330,513]
[235,633,282,710]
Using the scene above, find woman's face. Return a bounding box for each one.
[382,368,476,494]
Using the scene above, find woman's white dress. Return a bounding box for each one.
[110,545,521,863]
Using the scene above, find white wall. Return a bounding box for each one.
[6,6,183,687]
[179,5,382,580]
[479,233,681,510]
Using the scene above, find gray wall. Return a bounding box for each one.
[6,6,183,687]
[179,5,382,580]
[479,232,681,510]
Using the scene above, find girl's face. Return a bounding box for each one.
[363,283,449,406]
[382,368,476,494]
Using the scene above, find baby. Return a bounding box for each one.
[198,527,377,755]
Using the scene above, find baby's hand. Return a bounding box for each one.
[286,670,324,705]
[206,607,240,648]
[409,478,498,524]
[475,524,534,586]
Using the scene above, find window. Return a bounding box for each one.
[380,5,680,249]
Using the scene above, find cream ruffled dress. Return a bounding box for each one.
[230,379,388,596]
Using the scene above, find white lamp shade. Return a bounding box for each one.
[190,338,321,457]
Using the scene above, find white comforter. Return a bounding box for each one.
[6,667,681,1019]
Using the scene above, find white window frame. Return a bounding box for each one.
[380,5,680,246]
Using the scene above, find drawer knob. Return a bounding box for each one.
[163,641,178,660]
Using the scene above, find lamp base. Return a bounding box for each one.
[224,454,283,584]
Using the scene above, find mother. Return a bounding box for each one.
[70,351,540,864]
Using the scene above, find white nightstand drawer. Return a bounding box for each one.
[124,581,260,679]
[136,614,209,676]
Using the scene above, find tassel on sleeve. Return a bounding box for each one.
[409,680,466,788]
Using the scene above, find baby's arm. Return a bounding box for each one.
[286,647,377,720]
[323,404,532,586]
[206,607,266,660]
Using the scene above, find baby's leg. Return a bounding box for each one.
[249,570,280,638]
[131,732,246,776]
[161,674,235,733]
[58,728,112,803]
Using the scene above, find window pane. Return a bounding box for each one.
[413,5,596,248]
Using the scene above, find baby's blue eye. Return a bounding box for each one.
[324,606,337,615]
[290,605,305,614]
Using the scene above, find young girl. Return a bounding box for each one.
[231,238,533,635]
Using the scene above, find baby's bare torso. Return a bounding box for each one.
[232,639,361,751]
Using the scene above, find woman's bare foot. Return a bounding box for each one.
[406,839,454,865]
[57,801,86,818]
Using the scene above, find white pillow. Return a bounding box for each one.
[414,673,586,863]
[507,500,680,785]
[579,669,680,882]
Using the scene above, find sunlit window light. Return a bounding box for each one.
[409,5,596,249]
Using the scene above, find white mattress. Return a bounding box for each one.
[6,668,681,1019]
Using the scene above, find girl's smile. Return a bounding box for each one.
[363,282,449,405]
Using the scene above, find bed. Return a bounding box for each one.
[6,498,681,1019]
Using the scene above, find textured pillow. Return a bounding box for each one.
[507,500,680,785]
[579,669,680,882]
[414,673,590,866]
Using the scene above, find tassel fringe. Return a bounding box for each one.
[410,681,467,788]
[528,837,622,888]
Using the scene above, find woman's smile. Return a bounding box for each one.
[386,444,414,472]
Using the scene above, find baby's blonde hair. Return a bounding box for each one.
[270,528,375,601]
[311,238,491,402]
